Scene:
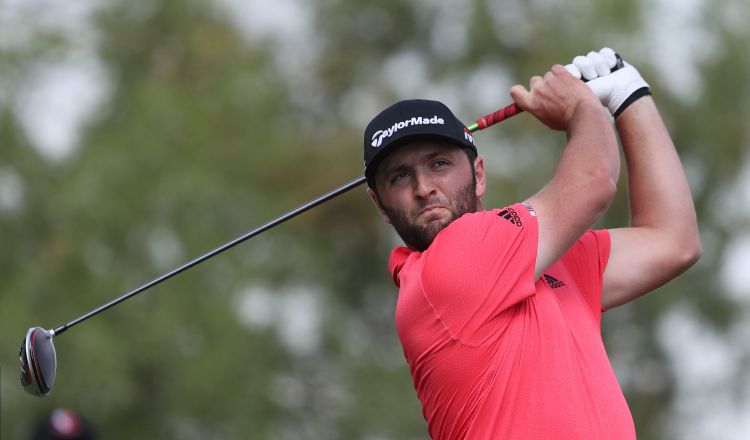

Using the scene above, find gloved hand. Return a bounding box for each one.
[564,47,651,118]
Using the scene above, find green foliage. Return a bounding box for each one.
[1,0,747,439]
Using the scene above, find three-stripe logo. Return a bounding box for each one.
[497,208,523,227]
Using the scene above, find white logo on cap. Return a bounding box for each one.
[371,115,445,148]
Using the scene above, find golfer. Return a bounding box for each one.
[362,48,701,439]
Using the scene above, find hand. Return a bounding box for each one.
[510,64,602,131]
[565,47,651,118]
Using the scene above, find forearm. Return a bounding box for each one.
[558,101,620,190]
[616,97,701,256]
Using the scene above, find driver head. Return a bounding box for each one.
[20,327,57,396]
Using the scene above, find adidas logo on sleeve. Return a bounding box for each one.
[497,208,523,227]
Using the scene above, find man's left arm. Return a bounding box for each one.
[602,96,702,308]
[565,49,702,308]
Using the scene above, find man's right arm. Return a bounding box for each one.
[510,65,620,280]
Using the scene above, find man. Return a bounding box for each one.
[362,48,701,439]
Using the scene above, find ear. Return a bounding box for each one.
[368,188,392,224]
[474,155,487,199]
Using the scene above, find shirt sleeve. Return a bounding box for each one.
[420,204,538,345]
[560,229,611,317]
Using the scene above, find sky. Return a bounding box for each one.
[2,0,749,437]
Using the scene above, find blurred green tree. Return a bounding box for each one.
[1,0,748,439]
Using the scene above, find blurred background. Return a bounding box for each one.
[1,0,748,438]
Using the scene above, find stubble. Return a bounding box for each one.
[382,181,477,251]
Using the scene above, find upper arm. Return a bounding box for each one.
[602,227,701,309]
[526,170,616,280]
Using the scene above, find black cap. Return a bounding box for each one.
[363,99,476,188]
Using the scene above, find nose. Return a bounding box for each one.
[413,171,436,200]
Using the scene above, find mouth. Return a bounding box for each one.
[418,205,446,218]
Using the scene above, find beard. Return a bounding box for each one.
[381,180,477,252]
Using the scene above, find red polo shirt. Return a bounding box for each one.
[389,204,635,440]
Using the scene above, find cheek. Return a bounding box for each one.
[442,171,472,191]
[379,188,403,209]
[390,194,416,215]
[379,188,411,212]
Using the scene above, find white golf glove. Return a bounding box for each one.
[565,47,651,118]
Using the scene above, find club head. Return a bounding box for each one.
[19,327,57,396]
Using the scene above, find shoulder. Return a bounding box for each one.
[440,207,514,233]
[563,229,611,266]
[433,204,536,247]
[558,229,611,292]
[423,205,538,279]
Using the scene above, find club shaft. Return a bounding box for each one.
[51,102,522,336]
[53,176,368,335]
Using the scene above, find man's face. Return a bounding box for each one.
[369,141,485,251]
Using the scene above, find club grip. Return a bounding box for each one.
[473,103,523,131]
[470,53,624,132]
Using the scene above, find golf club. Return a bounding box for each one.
[19,102,522,396]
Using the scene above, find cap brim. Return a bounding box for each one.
[365,132,474,187]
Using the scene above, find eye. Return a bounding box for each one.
[433,159,450,168]
[391,170,409,184]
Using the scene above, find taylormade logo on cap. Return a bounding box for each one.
[363,99,478,188]
[370,115,445,148]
